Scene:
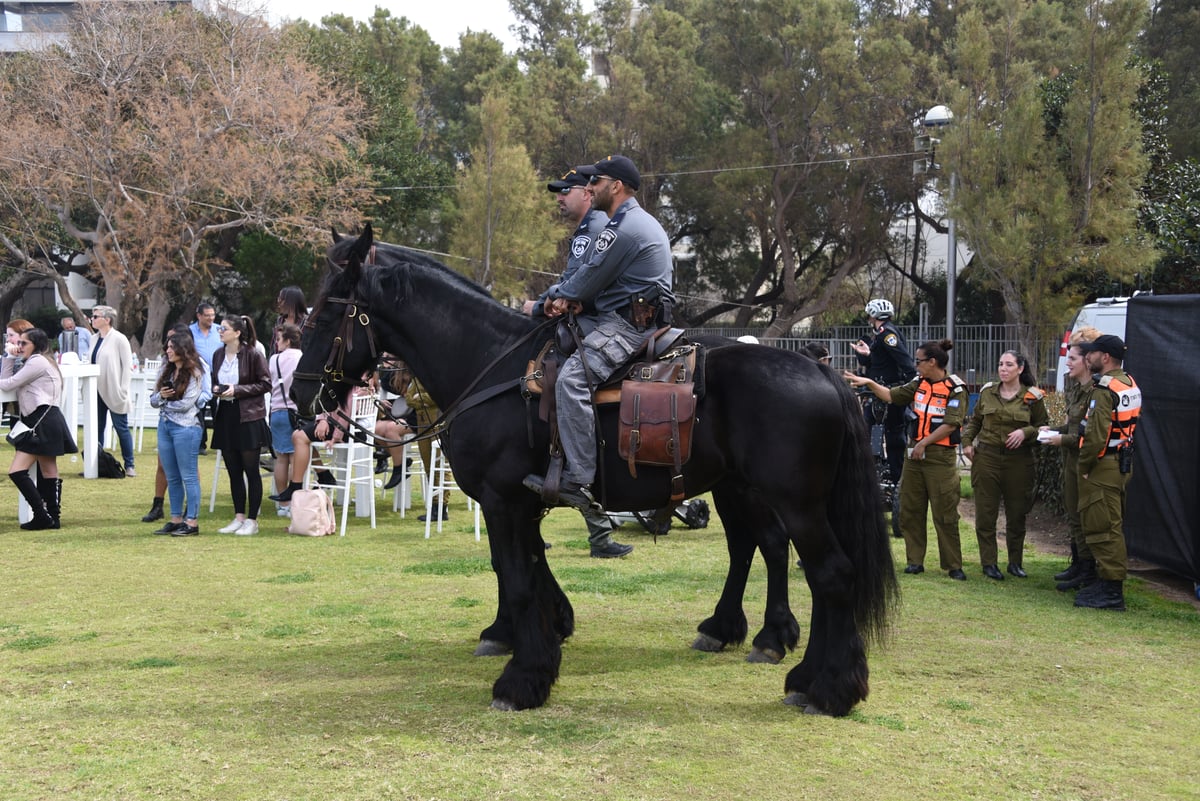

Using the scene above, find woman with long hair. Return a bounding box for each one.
[211,315,271,535]
[268,323,303,516]
[272,286,307,354]
[846,339,969,580]
[1039,327,1102,590]
[1,328,78,529]
[962,350,1049,579]
[149,333,206,536]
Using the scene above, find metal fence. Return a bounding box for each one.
[686,324,1065,389]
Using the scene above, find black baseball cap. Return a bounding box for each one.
[584,154,641,191]
[546,167,590,193]
[1079,334,1126,360]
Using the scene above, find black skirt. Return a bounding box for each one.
[16,405,79,457]
[210,399,271,452]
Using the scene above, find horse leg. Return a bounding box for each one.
[693,485,800,662]
[477,521,573,657]
[488,505,568,711]
[785,523,869,717]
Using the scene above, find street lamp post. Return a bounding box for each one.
[923,105,955,365]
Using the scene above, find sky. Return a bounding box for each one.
[258,0,524,50]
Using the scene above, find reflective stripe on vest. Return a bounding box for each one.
[912,378,956,447]
[1078,374,1141,457]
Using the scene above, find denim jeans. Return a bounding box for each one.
[158,418,202,521]
[97,396,135,470]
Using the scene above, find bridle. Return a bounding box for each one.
[293,248,379,398]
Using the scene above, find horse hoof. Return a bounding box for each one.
[803,703,833,716]
[690,632,725,653]
[782,691,809,707]
[746,647,783,665]
[474,639,512,657]
[490,698,519,711]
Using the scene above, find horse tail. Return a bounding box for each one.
[829,378,898,646]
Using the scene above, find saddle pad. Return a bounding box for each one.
[525,342,697,406]
[618,381,697,469]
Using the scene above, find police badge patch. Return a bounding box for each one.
[884,333,899,347]
[594,229,618,254]
[571,235,591,259]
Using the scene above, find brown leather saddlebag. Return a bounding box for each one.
[618,381,696,479]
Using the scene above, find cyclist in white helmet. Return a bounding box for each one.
[852,298,915,483]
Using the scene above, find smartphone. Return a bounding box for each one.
[215,384,229,395]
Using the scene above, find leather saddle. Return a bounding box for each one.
[524,326,701,503]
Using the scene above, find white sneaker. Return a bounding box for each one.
[124,466,137,477]
[218,519,245,534]
[234,519,259,536]
[276,506,291,517]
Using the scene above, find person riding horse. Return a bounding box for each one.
[522,154,675,511]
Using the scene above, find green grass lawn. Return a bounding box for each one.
[2,434,1198,800]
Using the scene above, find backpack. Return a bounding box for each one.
[288,489,336,536]
[97,450,126,479]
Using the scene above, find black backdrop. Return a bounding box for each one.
[1124,294,1200,582]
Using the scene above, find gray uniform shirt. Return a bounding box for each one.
[534,208,609,316]
[550,198,674,313]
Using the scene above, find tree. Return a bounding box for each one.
[1142,0,1200,162]
[685,0,919,334]
[0,2,374,354]
[447,91,560,300]
[944,0,1155,371]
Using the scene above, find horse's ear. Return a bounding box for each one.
[343,223,375,285]
[331,226,343,243]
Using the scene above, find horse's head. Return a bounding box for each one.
[291,224,378,415]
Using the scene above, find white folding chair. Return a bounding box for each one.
[308,392,377,536]
[132,363,160,452]
[424,438,480,541]
[390,439,430,518]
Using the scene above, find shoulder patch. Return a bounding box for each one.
[948,374,967,388]
[594,229,618,254]
[947,398,961,408]
[570,234,591,259]
[1026,386,1046,400]
[980,381,996,391]
[884,333,899,347]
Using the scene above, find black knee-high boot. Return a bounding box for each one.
[11,471,55,530]
[38,476,62,529]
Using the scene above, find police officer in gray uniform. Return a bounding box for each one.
[524,165,634,558]
[524,155,674,517]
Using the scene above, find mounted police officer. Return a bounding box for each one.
[852,298,915,483]
[1074,335,1140,610]
[522,165,634,558]
[523,154,674,513]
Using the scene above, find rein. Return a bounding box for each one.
[321,315,560,450]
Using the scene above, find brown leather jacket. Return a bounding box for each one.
[212,347,270,423]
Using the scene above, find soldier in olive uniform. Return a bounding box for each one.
[1074,335,1141,611]
[1039,327,1102,590]
[961,351,1049,580]
[847,339,968,580]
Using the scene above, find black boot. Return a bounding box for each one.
[11,471,55,531]
[1074,579,1126,610]
[38,476,62,529]
[383,466,405,490]
[1056,559,1097,592]
[142,496,164,523]
[269,481,303,502]
[1054,542,1080,581]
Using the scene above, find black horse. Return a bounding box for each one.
[291,226,897,717]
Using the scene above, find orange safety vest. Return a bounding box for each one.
[1078,373,1141,457]
[911,376,963,447]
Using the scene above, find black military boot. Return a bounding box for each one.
[1056,559,1096,592]
[11,471,55,531]
[1054,542,1080,581]
[142,496,164,523]
[1074,579,1126,611]
[38,476,62,529]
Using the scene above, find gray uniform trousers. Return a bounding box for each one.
[555,311,645,488]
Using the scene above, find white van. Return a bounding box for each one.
[1054,297,1131,391]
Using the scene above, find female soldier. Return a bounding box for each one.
[1038,327,1101,591]
[962,351,1049,580]
[846,339,969,580]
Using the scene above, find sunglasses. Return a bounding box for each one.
[558,185,584,194]
[588,175,616,185]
